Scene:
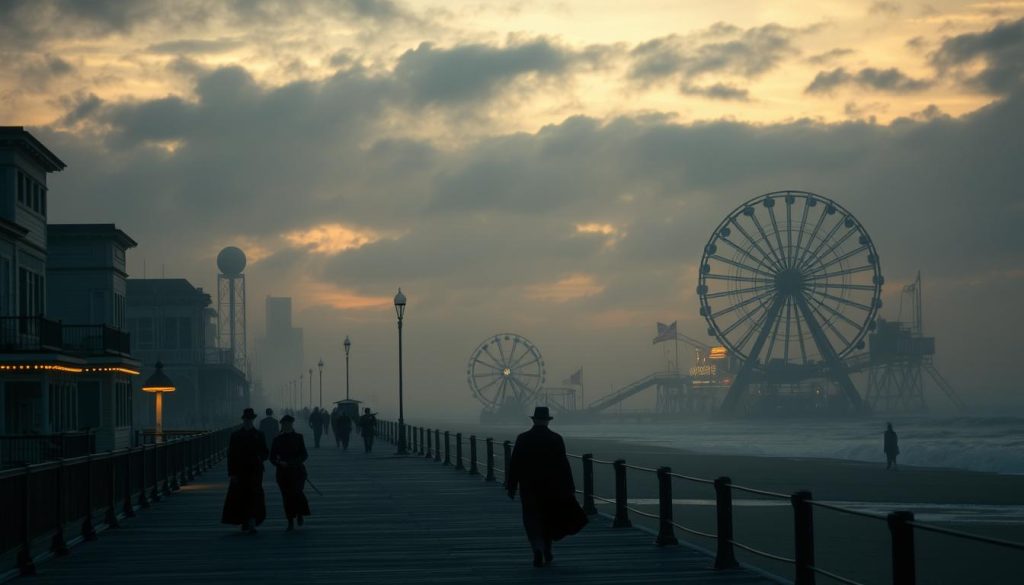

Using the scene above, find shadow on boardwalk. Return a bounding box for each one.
[19,444,779,584]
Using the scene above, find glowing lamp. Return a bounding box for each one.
[394,288,407,320]
[142,361,175,435]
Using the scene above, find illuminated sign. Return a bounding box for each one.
[709,346,728,360]
[689,365,717,377]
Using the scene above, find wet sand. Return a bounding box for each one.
[419,421,1024,584]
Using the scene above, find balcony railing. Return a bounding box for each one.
[0,431,95,468]
[0,317,131,356]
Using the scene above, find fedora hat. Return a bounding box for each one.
[241,407,257,420]
[530,406,553,421]
[280,414,295,424]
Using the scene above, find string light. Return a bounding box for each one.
[0,365,140,375]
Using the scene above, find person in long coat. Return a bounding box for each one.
[331,406,353,450]
[259,408,279,451]
[358,408,376,453]
[309,408,324,449]
[884,422,900,470]
[270,414,311,530]
[221,408,269,533]
[507,406,587,567]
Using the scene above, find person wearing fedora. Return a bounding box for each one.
[221,408,269,533]
[358,407,377,453]
[507,406,588,567]
[270,414,311,530]
[259,408,279,452]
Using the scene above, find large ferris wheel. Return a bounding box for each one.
[467,333,546,414]
[697,191,883,414]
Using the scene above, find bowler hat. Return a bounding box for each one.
[530,406,553,421]
[280,414,295,424]
[241,408,257,420]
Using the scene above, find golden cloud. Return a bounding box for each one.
[525,273,605,302]
[282,223,391,255]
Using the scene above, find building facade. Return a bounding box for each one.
[256,295,304,408]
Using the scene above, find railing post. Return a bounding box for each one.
[170,442,181,491]
[582,453,597,515]
[455,433,465,470]
[485,438,496,482]
[888,511,916,585]
[105,456,121,528]
[18,465,35,575]
[443,431,451,466]
[656,466,679,546]
[612,459,631,528]
[503,441,512,488]
[123,451,136,517]
[162,444,173,496]
[138,446,150,508]
[420,427,426,456]
[425,428,432,458]
[713,476,738,570]
[51,461,69,555]
[82,456,97,540]
[469,435,479,475]
[149,446,162,503]
[792,491,815,585]
[434,429,442,462]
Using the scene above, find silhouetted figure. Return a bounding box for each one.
[332,407,352,450]
[322,411,331,438]
[358,408,376,453]
[309,408,324,449]
[884,422,900,470]
[221,408,269,533]
[507,407,587,567]
[259,408,279,451]
[270,415,311,530]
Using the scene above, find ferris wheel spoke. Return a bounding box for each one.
[794,301,809,364]
[801,294,852,348]
[703,273,772,284]
[804,287,873,313]
[472,357,503,372]
[804,265,874,281]
[805,245,870,277]
[472,371,502,378]
[708,254,776,279]
[506,336,521,368]
[800,215,846,272]
[728,217,784,272]
[799,227,858,273]
[481,345,505,369]
[510,349,539,370]
[763,294,787,363]
[716,236,779,274]
[784,196,795,268]
[494,339,509,367]
[509,376,537,400]
[516,372,541,377]
[475,376,503,393]
[783,296,793,362]
[767,203,788,268]
[732,294,779,355]
[750,211,786,270]
[704,283,776,300]
[791,198,813,269]
[513,355,542,372]
[710,289,778,320]
[803,294,864,334]
[806,282,876,292]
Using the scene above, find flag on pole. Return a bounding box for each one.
[563,367,582,386]
[653,321,678,344]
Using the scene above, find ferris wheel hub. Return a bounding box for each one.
[775,268,805,296]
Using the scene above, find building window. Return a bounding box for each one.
[179,317,192,350]
[163,317,178,349]
[0,257,10,317]
[138,317,154,349]
[115,380,132,427]
[18,268,43,318]
[48,381,78,432]
[16,171,24,203]
[113,293,125,329]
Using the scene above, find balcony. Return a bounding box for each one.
[0,316,131,356]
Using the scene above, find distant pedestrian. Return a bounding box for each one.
[884,422,900,470]
[322,411,331,438]
[332,406,352,450]
[309,408,324,449]
[259,408,279,451]
[358,408,376,453]
[221,408,269,533]
[507,407,587,567]
[270,415,311,531]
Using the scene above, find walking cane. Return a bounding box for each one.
[305,477,324,496]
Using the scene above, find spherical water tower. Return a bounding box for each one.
[217,246,247,368]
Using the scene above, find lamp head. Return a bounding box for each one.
[344,335,351,355]
[394,288,406,319]
[318,358,324,371]
[142,361,175,393]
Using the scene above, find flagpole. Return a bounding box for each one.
[674,336,679,373]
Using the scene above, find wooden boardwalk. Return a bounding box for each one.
[17,440,781,584]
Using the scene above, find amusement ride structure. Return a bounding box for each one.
[467,333,546,420]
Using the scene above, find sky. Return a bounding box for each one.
[2,0,1023,417]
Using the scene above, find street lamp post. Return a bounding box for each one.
[300,373,305,408]
[308,368,313,409]
[318,359,324,409]
[394,288,408,455]
[142,361,175,441]
[343,336,351,401]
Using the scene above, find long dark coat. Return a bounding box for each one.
[884,429,900,456]
[358,414,376,437]
[507,425,586,542]
[270,431,311,519]
[332,412,352,440]
[221,427,269,526]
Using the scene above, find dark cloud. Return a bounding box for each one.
[805,67,932,94]
[806,48,854,66]
[629,23,801,87]
[146,38,245,55]
[13,53,76,91]
[931,18,1024,94]
[679,82,749,101]
[869,1,901,15]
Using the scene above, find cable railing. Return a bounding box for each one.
[375,419,1024,585]
[0,427,234,578]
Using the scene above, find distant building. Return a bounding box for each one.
[126,279,249,429]
[0,127,141,458]
[256,296,303,407]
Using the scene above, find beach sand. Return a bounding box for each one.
[418,421,1024,584]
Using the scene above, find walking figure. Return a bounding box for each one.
[270,414,311,530]
[309,407,324,449]
[507,407,588,567]
[358,408,376,453]
[259,408,279,451]
[221,408,268,533]
[884,422,900,470]
[332,406,352,450]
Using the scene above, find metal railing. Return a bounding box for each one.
[0,432,96,468]
[374,419,1024,585]
[0,317,130,355]
[0,427,233,577]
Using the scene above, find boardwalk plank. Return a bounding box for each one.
[17,443,780,584]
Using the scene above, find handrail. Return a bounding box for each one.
[377,419,1024,585]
